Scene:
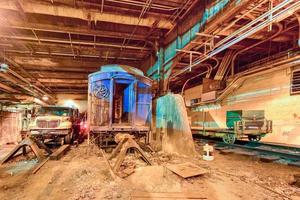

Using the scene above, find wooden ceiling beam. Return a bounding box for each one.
[42,83,88,87]
[0,20,160,41]
[0,82,19,93]
[0,34,151,51]
[29,71,88,79]
[0,40,150,54]
[51,89,87,94]
[37,79,88,84]
[21,66,99,73]
[0,1,173,29]
[3,50,145,61]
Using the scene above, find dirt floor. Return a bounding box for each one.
[0,141,300,200]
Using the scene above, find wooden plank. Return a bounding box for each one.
[49,145,70,160]
[131,191,206,199]
[166,162,207,179]
[32,157,49,174]
[100,148,117,180]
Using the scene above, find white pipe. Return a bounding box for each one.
[197,54,300,105]
[171,0,300,78]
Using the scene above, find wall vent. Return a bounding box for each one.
[291,69,300,95]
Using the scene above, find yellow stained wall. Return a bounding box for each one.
[185,68,300,145]
[56,94,88,113]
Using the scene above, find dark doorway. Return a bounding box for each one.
[112,82,132,125]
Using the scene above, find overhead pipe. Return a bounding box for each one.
[181,65,212,96]
[179,56,219,94]
[0,57,55,101]
[215,0,269,39]
[165,0,193,36]
[4,50,142,61]
[0,73,39,96]
[198,53,300,105]
[214,0,292,48]
[0,34,151,51]
[215,50,234,80]
[0,1,172,29]
[7,69,52,98]
[171,0,300,78]
[181,55,220,95]
[0,82,19,93]
[2,22,159,43]
[80,0,180,11]
[166,55,219,91]
[1,53,54,94]
[230,22,283,76]
[121,0,153,49]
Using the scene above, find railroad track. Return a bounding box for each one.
[194,137,300,166]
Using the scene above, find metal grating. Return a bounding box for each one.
[291,70,300,95]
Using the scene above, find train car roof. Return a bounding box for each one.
[89,64,145,78]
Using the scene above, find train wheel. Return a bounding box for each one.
[248,135,261,142]
[222,134,236,144]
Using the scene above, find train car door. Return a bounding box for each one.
[112,79,134,125]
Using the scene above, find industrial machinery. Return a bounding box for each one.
[88,64,152,148]
[191,110,272,144]
[28,106,81,144]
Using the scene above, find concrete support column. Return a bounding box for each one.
[157,47,165,96]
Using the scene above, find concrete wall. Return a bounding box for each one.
[185,67,300,145]
[56,94,88,113]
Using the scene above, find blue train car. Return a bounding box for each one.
[88,64,152,147]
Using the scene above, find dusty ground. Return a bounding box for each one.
[0,141,300,200]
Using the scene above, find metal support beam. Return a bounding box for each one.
[0,34,151,51]
[0,1,173,29]
[171,0,300,78]
[31,29,40,43]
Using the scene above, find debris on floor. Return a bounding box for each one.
[166,162,207,178]
[290,174,300,188]
[1,141,300,200]
[119,161,136,178]
[108,133,152,177]
[131,191,206,200]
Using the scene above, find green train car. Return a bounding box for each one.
[191,110,273,144]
